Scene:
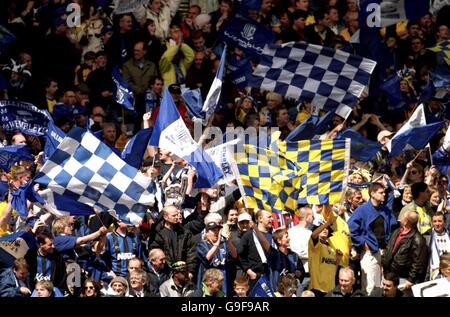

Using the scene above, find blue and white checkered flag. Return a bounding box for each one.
[249,42,376,113]
[34,127,155,225]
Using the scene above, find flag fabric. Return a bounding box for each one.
[149,89,223,188]
[386,104,444,156]
[121,128,153,169]
[428,40,450,66]
[37,189,95,217]
[375,0,429,27]
[285,111,334,142]
[272,138,351,205]
[0,180,8,201]
[380,74,405,110]
[181,88,204,120]
[430,64,450,88]
[248,275,275,297]
[239,0,262,12]
[0,100,52,136]
[249,42,376,111]
[112,66,135,111]
[44,120,66,161]
[0,145,34,172]
[219,15,275,57]
[205,141,239,185]
[234,143,302,214]
[228,56,253,88]
[11,181,46,218]
[34,127,156,225]
[0,231,36,268]
[202,46,227,123]
[336,129,382,162]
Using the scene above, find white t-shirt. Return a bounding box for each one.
[288,225,312,273]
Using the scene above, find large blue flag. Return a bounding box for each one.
[337,129,382,162]
[386,105,444,157]
[44,120,66,161]
[121,128,153,169]
[150,89,223,188]
[0,100,52,136]
[228,56,252,88]
[112,66,135,111]
[0,231,36,268]
[0,145,33,172]
[203,46,227,123]
[285,111,334,142]
[219,14,275,57]
[34,127,156,225]
[182,88,204,120]
[37,189,95,217]
[248,275,275,297]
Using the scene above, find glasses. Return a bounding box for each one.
[84,286,94,290]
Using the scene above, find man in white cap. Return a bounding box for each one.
[367,130,395,175]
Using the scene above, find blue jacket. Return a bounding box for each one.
[0,268,31,297]
[348,200,398,253]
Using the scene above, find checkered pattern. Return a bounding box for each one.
[249,42,376,110]
[274,138,350,205]
[235,144,302,214]
[34,128,155,224]
[428,40,450,66]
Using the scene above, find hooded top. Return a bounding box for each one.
[102,276,131,297]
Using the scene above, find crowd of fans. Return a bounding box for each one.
[0,0,449,298]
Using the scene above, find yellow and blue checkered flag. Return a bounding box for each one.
[272,138,351,205]
[428,40,450,66]
[234,143,302,214]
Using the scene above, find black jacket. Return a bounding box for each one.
[382,227,428,284]
[238,230,270,276]
[149,225,197,273]
[325,286,365,297]
[146,264,170,296]
[369,287,406,297]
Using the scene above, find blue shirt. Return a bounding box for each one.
[54,235,78,261]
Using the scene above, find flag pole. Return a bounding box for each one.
[428,145,434,166]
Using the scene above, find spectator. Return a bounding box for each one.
[0,258,32,297]
[370,272,406,297]
[159,261,196,297]
[325,267,364,297]
[382,210,428,292]
[147,248,170,295]
[191,268,225,297]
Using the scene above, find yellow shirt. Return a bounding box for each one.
[0,201,11,236]
[47,98,57,113]
[308,238,338,293]
[416,205,432,235]
[322,212,352,267]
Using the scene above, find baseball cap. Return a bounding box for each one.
[168,84,181,94]
[205,222,223,230]
[238,213,252,222]
[171,261,187,272]
[377,130,394,143]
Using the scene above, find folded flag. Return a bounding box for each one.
[0,145,34,172]
[203,45,227,123]
[285,111,334,142]
[121,128,153,169]
[219,14,275,57]
[34,127,155,225]
[336,129,382,162]
[112,65,135,111]
[249,42,376,112]
[248,275,275,297]
[386,104,445,157]
[150,88,223,188]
